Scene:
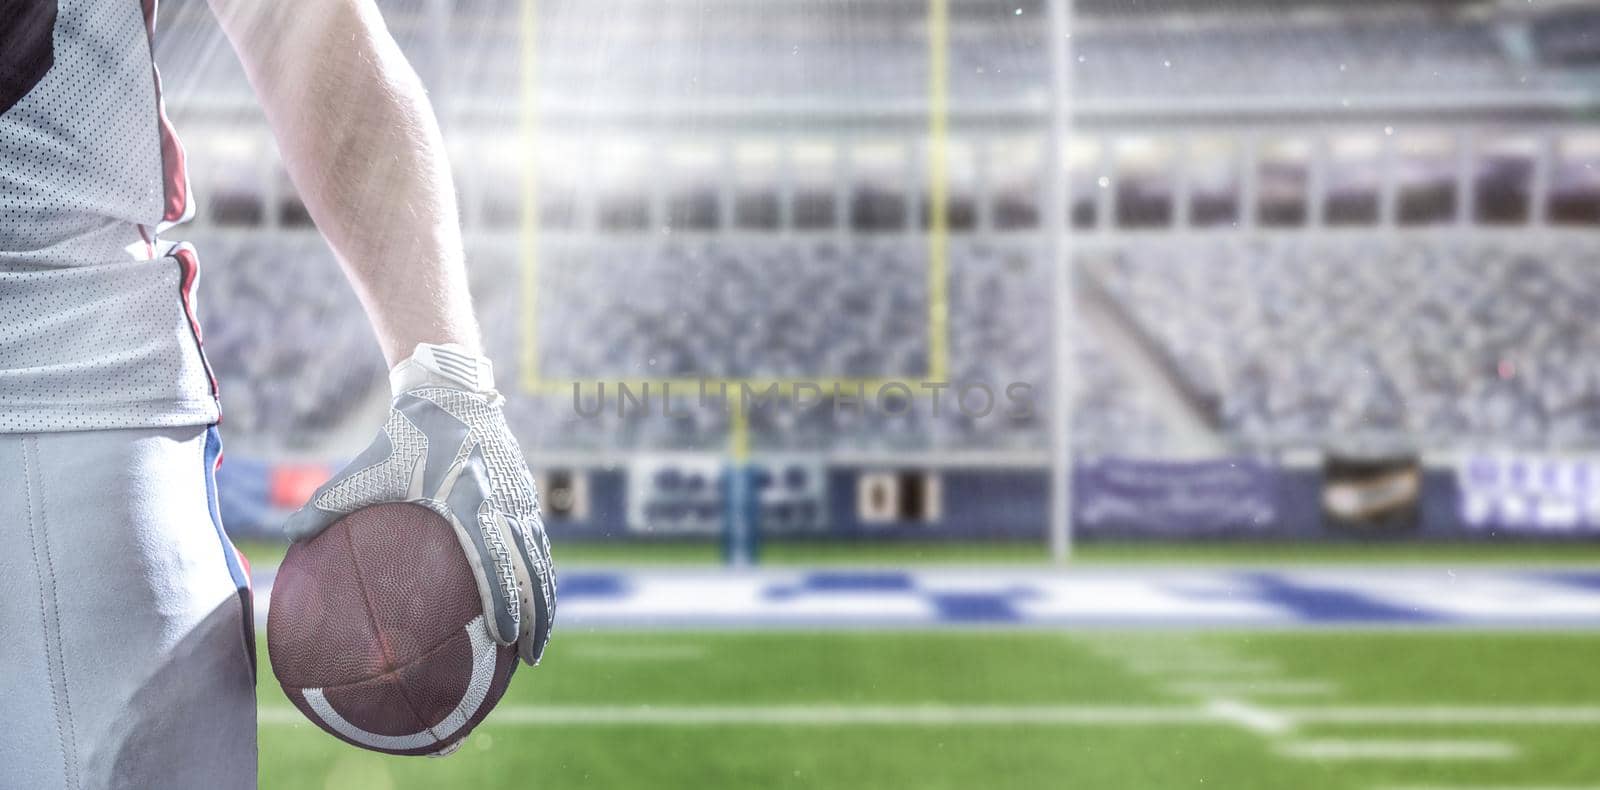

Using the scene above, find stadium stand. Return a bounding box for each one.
[189,233,386,449]
[1086,233,1600,449]
[190,225,1600,455]
[530,238,928,380]
[466,237,1057,453]
[1071,22,1521,99]
[159,0,1600,462]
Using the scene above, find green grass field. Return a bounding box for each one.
[257,629,1600,789]
[245,538,1600,788]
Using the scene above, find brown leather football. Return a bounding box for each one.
[267,502,518,756]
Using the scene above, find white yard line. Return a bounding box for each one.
[1284,707,1600,725]
[1279,738,1518,761]
[1170,680,1339,697]
[260,704,1220,727]
[1205,698,1295,735]
[258,702,1600,729]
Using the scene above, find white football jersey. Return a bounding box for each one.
[0,0,218,433]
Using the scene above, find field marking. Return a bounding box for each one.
[260,704,1220,727]
[1284,707,1600,725]
[1170,680,1339,697]
[260,568,1600,631]
[260,703,1600,729]
[1279,738,1518,761]
[1205,698,1294,735]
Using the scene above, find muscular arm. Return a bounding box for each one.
[205,0,479,364]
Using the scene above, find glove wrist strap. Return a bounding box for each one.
[390,342,497,397]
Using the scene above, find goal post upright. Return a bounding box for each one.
[516,0,969,568]
[927,0,950,384]
[1046,0,1076,564]
[722,400,757,567]
[518,0,541,394]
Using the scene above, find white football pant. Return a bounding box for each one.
[0,425,256,789]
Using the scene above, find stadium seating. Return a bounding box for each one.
[470,237,1057,452]
[1070,22,1519,100]
[529,238,927,380]
[159,1,1600,456]
[191,228,1600,454]
[1087,233,1600,448]
[189,232,387,449]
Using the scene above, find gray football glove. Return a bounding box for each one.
[285,343,554,666]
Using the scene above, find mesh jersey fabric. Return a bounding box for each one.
[0,0,217,432]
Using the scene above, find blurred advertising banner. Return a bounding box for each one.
[215,458,334,541]
[1074,458,1280,537]
[1321,454,1423,535]
[1459,456,1600,535]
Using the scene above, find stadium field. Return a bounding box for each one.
[257,629,1600,789]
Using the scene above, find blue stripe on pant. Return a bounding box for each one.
[203,425,257,679]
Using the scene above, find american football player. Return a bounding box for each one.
[0,0,553,786]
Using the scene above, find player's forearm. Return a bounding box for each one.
[209,0,479,365]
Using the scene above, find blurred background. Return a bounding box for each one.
[155,0,1600,786]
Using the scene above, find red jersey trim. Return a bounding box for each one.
[139,0,193,228]
[173,244,223,412]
